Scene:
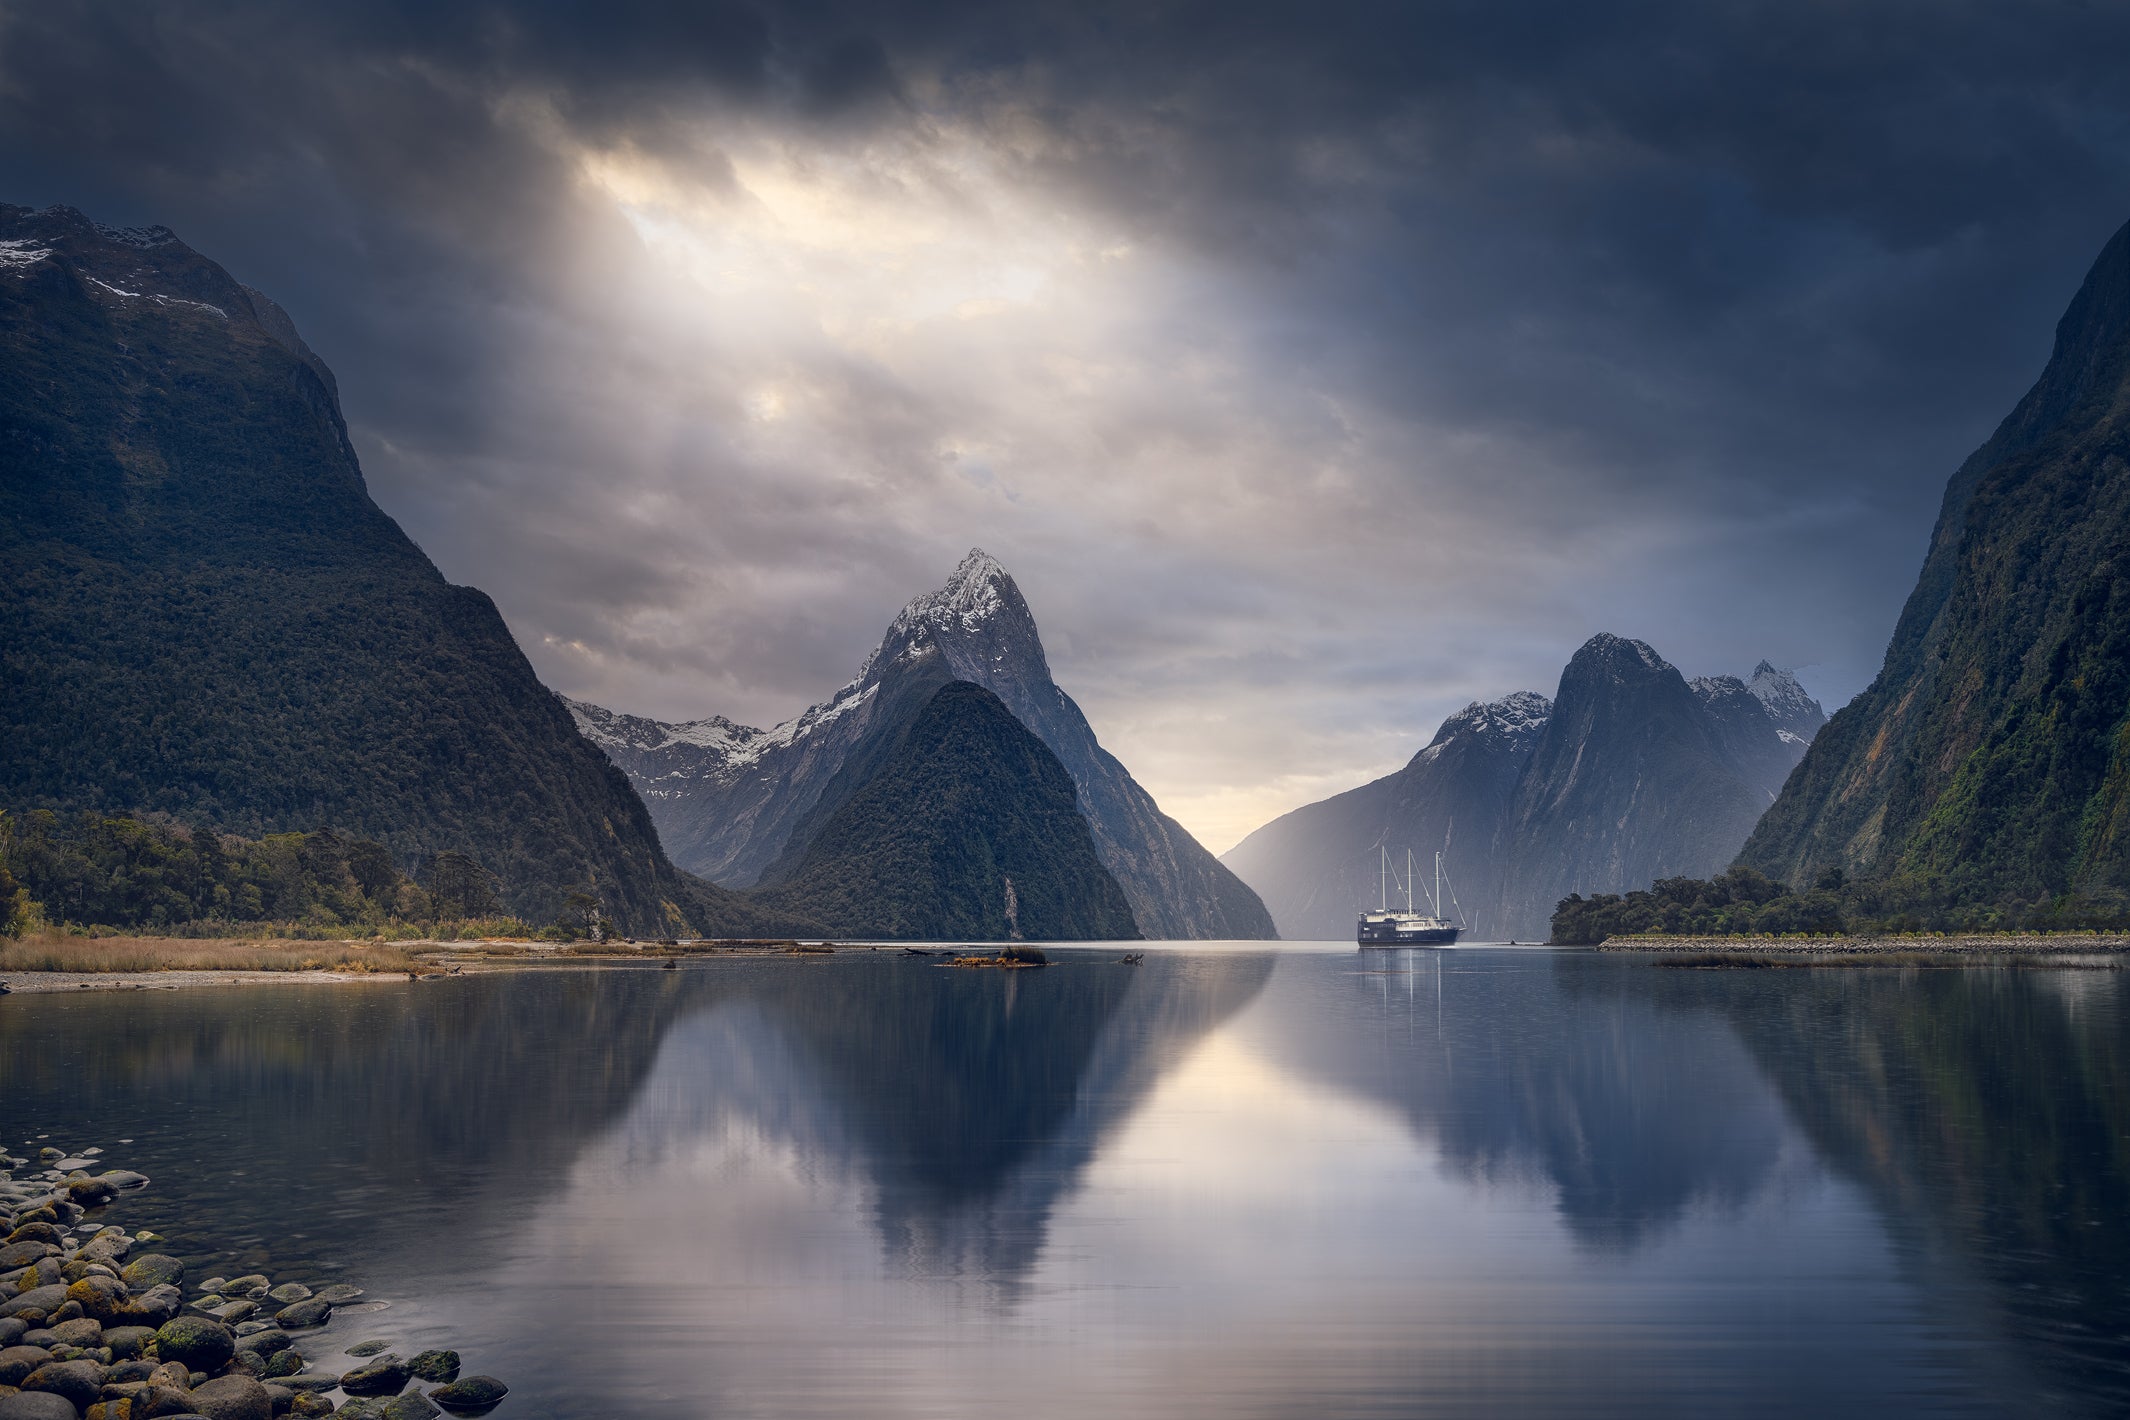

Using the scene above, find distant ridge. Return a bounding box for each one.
[1224,639,1822,941]
[572,550,1276,939]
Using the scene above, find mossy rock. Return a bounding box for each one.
[153,1314,235,1371]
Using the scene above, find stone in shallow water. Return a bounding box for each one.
[266,1284,310,1305]
[218,1277,269,1299]
[288,1392,336,1418]
[274,1374,340,1392]
[344,1339,391,1358]
[260,1348,304,1379]
[408,1350,458,1383]
[381,1393,440,1419]
[309,1285,363,1306]
[274,1298,331,1330]
[121,1256,185,1292]
[240,1329,292,1357]
[212,1301,256,1325]
[428,1376,507,1413]
[340,1358,412,1396]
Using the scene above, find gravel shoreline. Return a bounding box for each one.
[0,1142,507,1418]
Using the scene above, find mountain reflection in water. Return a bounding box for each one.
[1,948,2124,1417]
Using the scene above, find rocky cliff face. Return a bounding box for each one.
[573,551,1276,939]
[1221,692,1550,940]
[1224,640,1822,942]
[0,204,779,935]
[1741,215,2130,908]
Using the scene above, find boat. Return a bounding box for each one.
[1358,848,1463,947]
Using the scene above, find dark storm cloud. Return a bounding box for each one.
[4,0,2128,846]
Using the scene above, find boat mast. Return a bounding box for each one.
[1379,846,1387,913]
[1406,848,1414,913]
[1435,852,1444,920]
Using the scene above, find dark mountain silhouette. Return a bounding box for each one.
[752,681,1140,940]
[0,203,793,935]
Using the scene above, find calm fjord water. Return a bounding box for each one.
[4,948,2126,1417]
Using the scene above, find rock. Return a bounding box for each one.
[121,1258,185,1293]
[0,1284,66,1320]
[21,1357,103,1407]
[259,1351,302,1380]
[153,1317,235,1372]
[338,1359,410,1397]
[147,1362,191,1390]
[286,1393,334,1418]
[79,1234,130,1266]
[307,1288,362,1307]
[0,1248,45,1274]
[96,1173,148,1191]
[66,1274,132,1322]
[342,1342,389,1359]
[239,1332,291,1359]
[0,1321,21,1348]
[46,1302,80,1324]
[271,1376,337,1392]
[115,1285,183,1326]
[195,1282,226,1297]
[135,1384,202,1417]
[46,1317,98,1349]
[260,1384,294,1417]
[335,1402,386,1420]
[425,1378,505,1413]
[187,1375,273,1420]
[405,1352,457,1384]
[64,1176,117,1208]
[211,1302,255,1326]
[107,1359,160,1381]
[0,1390,82,1420]
[87,1401,139,1420]
[0,1346,50,1386]
[263,1287,308,1306]
[234,1323,272,1338]
[270,1301,329,1330]
[379,1396,437,1420]
[105,1326,158,1359]
[217,1280,268,1300]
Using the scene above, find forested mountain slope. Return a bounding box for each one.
[1741,215,2130,913]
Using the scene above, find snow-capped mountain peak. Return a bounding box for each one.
[1745,661,1827,743]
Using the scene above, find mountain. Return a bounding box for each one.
[1220,692,1550,941]
[572,550,1276,939]
[1222,639,1822,941]
[1741,215,2130,911]
[751,682,1139,940]
[1490,636,1810,938]
[0,203,792,936]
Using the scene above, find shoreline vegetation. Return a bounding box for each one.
[1598,932,2130,968]
[0,935,1076,993]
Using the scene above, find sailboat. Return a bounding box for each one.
[1357,848,1463,946]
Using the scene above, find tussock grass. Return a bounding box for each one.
[0,934,418,974]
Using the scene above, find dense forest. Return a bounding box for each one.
[0,808,602,939]
[1549,864,2130,944]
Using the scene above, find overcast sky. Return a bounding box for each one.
[6,1,2129,851]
